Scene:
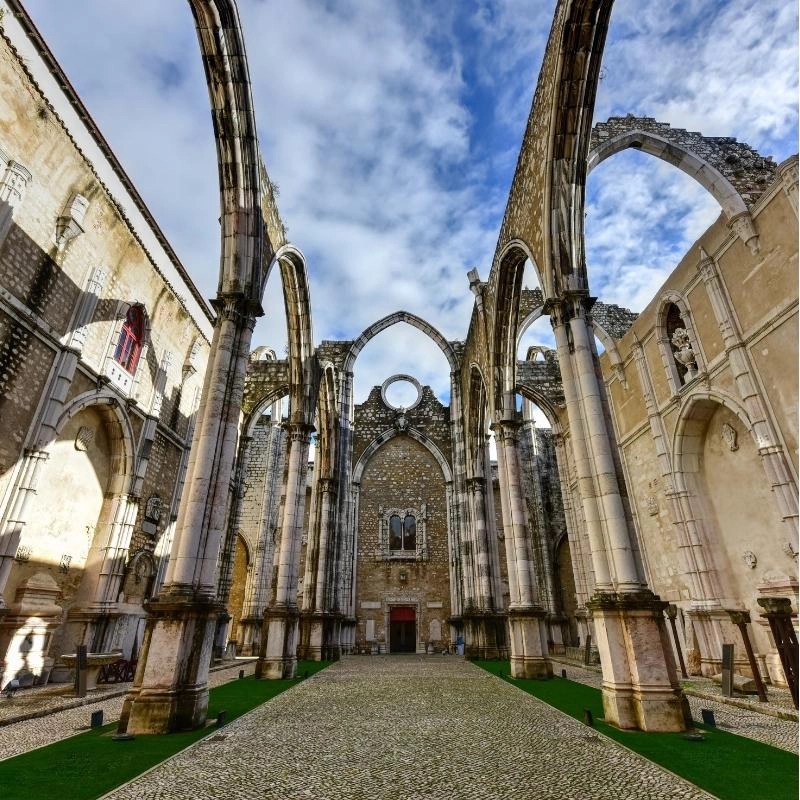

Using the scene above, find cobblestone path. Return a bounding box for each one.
[106,656,712,800]
[0,659,257,762]
[553,659,798,754]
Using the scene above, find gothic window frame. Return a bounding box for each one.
[104,301,149,396]
[378,505,428,561]
[114,304,145,374]
[655,293,704,395]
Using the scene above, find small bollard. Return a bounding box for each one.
[583,708,594,727]
[238,669,245,679]
[216,710,227,728]
[700,709,716,727]
[90,710,104,728]
[561,669,567,679]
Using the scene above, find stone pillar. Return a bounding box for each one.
[697,247,798,541]
[307,478,336,660]
[239,409,284,655]
[211,434,252,659]
[121,295,259,735]
[550,295,688,731]
[257,422,313,679]
[493,420,551,678]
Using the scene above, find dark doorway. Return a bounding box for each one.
[389,606,416,653]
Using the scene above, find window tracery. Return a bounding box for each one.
[378,506,427,561]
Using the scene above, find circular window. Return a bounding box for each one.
[381,374,422,410]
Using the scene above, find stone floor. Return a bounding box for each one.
[553,659,798,753]
[0,659,256,762]
[106,656,713,800]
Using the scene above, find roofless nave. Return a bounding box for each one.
[0,0,796,751]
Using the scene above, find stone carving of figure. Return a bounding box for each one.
[671,327,698,381]
[394,410,408,432]
[721,422,739,451]
[742,550,757,569]
[145,495,162,523]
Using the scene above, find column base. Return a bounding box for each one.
[255,605,300,680]
[121,595,220,735]
[508,607,552,679]
[588,591,690,732]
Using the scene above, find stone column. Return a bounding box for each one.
[493,419,551,679]
[0,450,48,612]
[240,414,284,654]
[257,422,313,679]
[121,295,259,735]
[550,295,688,731]
[309,478,336,660]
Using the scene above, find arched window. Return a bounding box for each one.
[114,305,145,374]
[657,297,702,393]
[388,513,417,553]
[403,514,416,550]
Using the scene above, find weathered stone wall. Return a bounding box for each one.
[0,20,211,673]
[352,386,452,652]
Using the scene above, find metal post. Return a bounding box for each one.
[721,643,734,698]
[757,597,799,709]
[666,604,688,679]
[726,609,768,703]
[74,644,87,698]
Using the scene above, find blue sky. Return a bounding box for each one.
[24,0,798,406]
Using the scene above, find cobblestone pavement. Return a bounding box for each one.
[0,660,256,762]
[106,656,713,800]
[553,659,798,753]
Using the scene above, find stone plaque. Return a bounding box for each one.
[361,601,381,609]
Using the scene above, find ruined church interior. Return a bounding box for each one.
[0,0,797,798]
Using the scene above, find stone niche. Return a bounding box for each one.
[0,571,62,687]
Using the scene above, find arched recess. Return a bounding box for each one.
[49,391,137,494]
[263,244,317,426]
[353,426,453,486]
[492,241,532,420]
[515,383,560,431]
[344,311,457,375]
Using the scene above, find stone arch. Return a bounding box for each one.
[264,244,317,426]
[344,311,457,375]
[242,386,290,439]
[352,426,453,486]
[315,363,338,480]
[188,0,269,298]
[465,364,490,479]
[48,391,136,494]
[515,382,560,430]
[492,242,530,420]
[589,116,777,244]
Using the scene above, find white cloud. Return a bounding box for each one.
[21,0,796,401]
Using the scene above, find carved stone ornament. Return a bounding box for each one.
[721,422,739,452]
[144,495,162,523]
[671,327,698,380]
[59,554,73,573]
[646,495,659,516]
[75,425,95,452]
[782,541,798,561]
[742,550,757,569]
[394,410,408,433]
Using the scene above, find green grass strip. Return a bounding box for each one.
[0,660,329,800]
[475,660,798,800]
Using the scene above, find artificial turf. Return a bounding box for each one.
[0,660,329,800]
[475,659,798,800]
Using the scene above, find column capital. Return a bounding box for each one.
[210,293,263,329]
[283,421,315,443]
[465,476,486,492]
[544,291,595,327]
[491,418,522,442]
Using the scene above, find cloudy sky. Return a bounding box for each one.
[24,0,798,406]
